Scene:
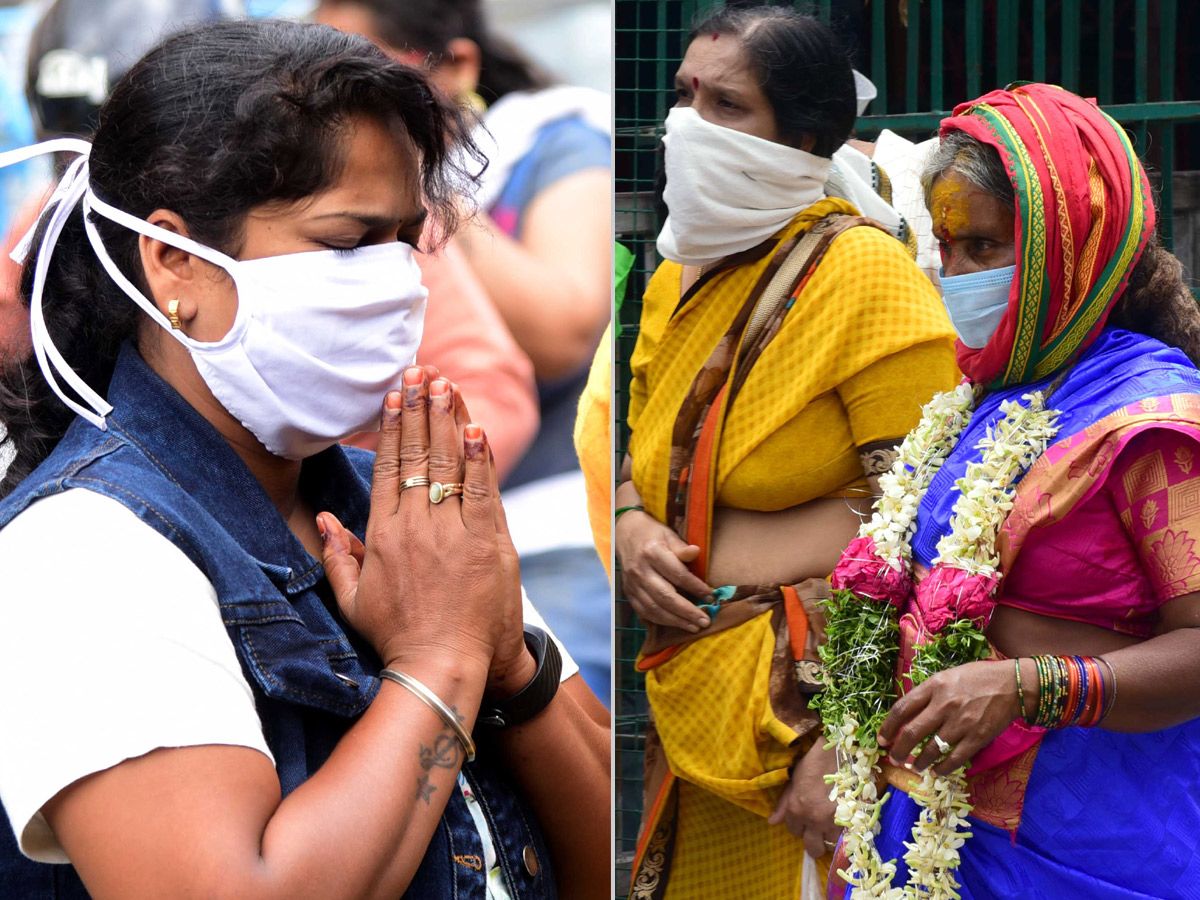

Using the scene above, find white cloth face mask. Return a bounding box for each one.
[85,197,428,460]
[656,106,832,267]
[3,139,428,460]
[938,264,1016,349]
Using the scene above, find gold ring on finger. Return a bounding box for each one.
[400,476,431,493]
[429,481,465,504]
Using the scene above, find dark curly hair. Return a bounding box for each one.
[0,18,481,497]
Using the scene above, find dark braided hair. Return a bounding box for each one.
[0,18,480,497]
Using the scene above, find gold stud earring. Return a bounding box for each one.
[168,299,181,330]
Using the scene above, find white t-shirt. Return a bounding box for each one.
[0,488,576,867]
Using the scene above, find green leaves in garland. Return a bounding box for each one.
[815,589,902,746]
[908,620,993,688]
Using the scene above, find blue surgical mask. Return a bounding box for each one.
[938,264,1016,349]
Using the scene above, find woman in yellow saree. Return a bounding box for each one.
[615,6,959,899]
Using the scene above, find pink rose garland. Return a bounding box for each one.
[831,535,912,608]
[914,565,1001,633]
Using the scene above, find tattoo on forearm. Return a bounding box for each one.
[414,724,464,805]
[419,734,461,771]
[859,440,901,478]
[416,774,437,804]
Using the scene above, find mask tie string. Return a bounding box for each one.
[81,187,241,344]
[0,139,114,429]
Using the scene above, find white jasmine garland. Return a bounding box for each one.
[933,393,1061,573]
[901,769,974,897]
[863,383,978,566]
[827,717,905,900]
[824,388,1060,900]
[893,391,1058,896]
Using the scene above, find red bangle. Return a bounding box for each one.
[1063,657,1081,728]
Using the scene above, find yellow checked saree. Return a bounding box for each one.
[626,198,958,900]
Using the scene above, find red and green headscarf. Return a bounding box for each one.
[941,83,1156,387]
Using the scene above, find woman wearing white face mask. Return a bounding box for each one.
[616,6,958,898]
[0,19,609,900]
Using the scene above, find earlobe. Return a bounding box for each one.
[138,209,196,323]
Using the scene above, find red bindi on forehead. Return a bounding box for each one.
[712,32,719,40]
[692,77,699,89]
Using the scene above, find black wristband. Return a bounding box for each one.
[476,625,562,729]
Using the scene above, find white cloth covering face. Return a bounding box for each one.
[656,106,832,267]
[0,488,577,864]
[0,139,429,461]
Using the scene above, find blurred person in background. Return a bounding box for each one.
[0,0,540,483]
[616,7,959,897]
[0,1,45,367]
[316,0,613,705]
[0,0,244,369]
[314,0,610,389]
[0,18,608,900]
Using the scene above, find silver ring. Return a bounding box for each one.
[429,481,465,504]
[932,733,952,755]
[400,476,431,492]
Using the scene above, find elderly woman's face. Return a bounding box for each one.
[931,171,1017,277]
[673,34,781,144]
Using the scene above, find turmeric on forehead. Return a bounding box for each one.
[930,175,973,237]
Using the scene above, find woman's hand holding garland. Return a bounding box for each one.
[879,657,1021,774]
[817,385,1060,900]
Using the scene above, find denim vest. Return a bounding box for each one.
[0,344,555,900]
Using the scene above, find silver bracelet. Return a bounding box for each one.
[1096,655,1118,721]
[379,668,476,763]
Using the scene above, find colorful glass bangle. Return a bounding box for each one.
[1029,654,1115,730]
[1089,657,1103,726]
[1064,656,1082,727]
[1015,659,1027,724]
[1067,656,1084,728]
[1033,655,1052,727]
[615,505,646,521]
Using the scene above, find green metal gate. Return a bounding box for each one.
[614,1,1200,893]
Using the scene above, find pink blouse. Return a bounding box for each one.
[1001,427,1200,636]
